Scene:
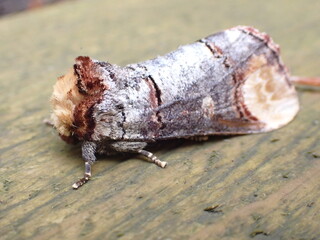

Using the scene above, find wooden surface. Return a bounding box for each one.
[0,0,319,239]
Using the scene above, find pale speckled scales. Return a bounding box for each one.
[91,27,298,142]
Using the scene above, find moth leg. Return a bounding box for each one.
[72,141,97,189]
[137,149,167,168]
[109,141,167,168]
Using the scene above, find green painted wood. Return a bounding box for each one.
[0,0,319,239]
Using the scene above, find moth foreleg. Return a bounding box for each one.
[137,149,167,168]
[72,141,97,189]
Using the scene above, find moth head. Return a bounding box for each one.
[50,57,106,143]
[50,69,84,142]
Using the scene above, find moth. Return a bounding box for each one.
[49,26,318,189]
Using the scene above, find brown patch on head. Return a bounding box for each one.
[74,56,107,95]
[72,57,107,140]
[51,57,107,142]
[73,97,100,140]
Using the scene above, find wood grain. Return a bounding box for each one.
[0,0,319,239]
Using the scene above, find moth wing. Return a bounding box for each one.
[155,54,299,139]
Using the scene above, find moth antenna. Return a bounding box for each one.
[138,150,167,168]
[290,76,320,87]
[72,162,92,189]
